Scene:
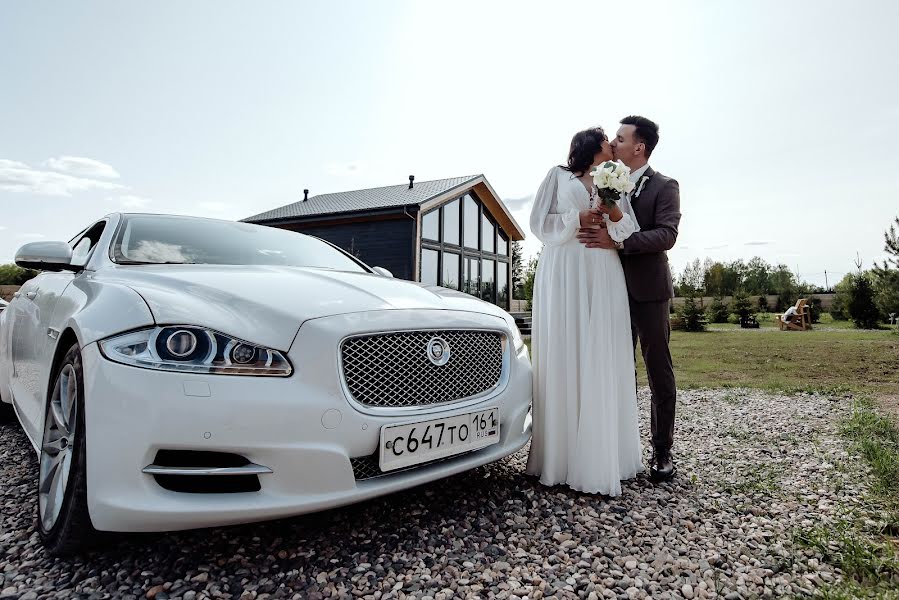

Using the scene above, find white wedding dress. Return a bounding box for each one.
[525,166,645,496]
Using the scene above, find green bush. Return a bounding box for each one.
[873,270,899,320]
[808,296,823,324]
[731,290,754,322]
[847,273,881,329]
[0,264,39,286]
[756,295,769,312]
[706,295,730,323]
[676,296,707,332]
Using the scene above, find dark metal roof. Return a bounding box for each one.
[243,175,481,223]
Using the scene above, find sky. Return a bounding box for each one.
[2,1,898,289]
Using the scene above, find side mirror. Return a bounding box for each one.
[15,241,75,272]
[372,266,393,278]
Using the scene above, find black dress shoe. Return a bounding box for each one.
[650,448,676,482]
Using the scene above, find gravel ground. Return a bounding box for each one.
[0,389,870,599]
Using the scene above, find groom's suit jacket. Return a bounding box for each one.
[619,167,681,303]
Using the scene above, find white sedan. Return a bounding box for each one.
[0,213,532,555]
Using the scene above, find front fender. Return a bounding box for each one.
[49,277,156,348]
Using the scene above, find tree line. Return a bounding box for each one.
[514,215,899,330]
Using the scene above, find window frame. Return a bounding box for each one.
[419,191,512,308]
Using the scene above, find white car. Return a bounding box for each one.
[0,213,532,555]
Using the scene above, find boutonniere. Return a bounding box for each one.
[633,176,649,199]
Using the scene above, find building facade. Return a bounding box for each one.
[243,175,525,310]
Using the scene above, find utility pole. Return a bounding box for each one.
[824,270,828,290]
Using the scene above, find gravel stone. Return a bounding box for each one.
[0,389,874,598]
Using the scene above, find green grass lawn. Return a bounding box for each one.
[643,328,899,397]
[525,321,899,397]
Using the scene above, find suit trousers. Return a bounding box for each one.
[629,299,676,451]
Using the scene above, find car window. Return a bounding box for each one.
[112,215,368,272]
[69,220,108,268]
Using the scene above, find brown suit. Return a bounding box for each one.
[619,167,681,452]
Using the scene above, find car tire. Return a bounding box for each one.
[37,343,103,555]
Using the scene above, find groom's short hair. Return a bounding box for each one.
[621,115,660,157]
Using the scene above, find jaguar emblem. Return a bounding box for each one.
[426,337,451,366]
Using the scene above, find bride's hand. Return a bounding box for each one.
[596,202,624,222]
[578,209,605,228]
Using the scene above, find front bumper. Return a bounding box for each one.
[82,310,532,532]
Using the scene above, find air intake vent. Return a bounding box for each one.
[146,450,265,494]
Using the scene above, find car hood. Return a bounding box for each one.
[98,265,508,350]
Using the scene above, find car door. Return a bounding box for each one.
[12,271,74,437]
[14,221,106,438]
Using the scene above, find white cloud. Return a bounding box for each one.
[0,160,29,170]
[15,233,46,240]
[109,194,152,209]
[0,225,7,231]
[703,244,728,250]
[45,156,120,179]
[0,158,127,196]
[744,240,773,246]
[127,241,194,263]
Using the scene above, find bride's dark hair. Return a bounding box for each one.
[563,127,607,176]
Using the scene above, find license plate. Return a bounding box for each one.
[378,407,500,472]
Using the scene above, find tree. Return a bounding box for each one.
[706,295,730,323]
[743,257,772,295]
[677,258,705,297]
[704,262,727,297]
[731,290,754,322]
[522,253,540,311]
[847,273,881,329]
[874,271,899,319]
[511,241,524,299]
[808,296,823,324]
[830,274,853,320]
[676,296,707,332]
[770,263,798,311]
[872,216,899,320]
[875,216,899,271]
[756,295,770,312]
[0,264,39,286]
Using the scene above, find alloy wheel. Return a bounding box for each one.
[38,363,78,531]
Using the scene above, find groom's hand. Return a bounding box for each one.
[577,225,617,249]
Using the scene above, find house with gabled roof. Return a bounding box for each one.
[243,175,525,310]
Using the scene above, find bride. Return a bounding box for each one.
[525,126,644,496]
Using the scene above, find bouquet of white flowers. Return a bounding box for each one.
[589,160,635,208]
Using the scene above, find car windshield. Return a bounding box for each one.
[111,215,368,272]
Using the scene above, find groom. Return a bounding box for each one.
[577,115,682,482]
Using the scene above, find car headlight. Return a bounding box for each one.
[98,326,293,377]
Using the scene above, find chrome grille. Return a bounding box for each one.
[341,330,504,408]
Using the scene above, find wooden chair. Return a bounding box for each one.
[777,298,811,331]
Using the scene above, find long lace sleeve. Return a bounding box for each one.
[529,167,580,246]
